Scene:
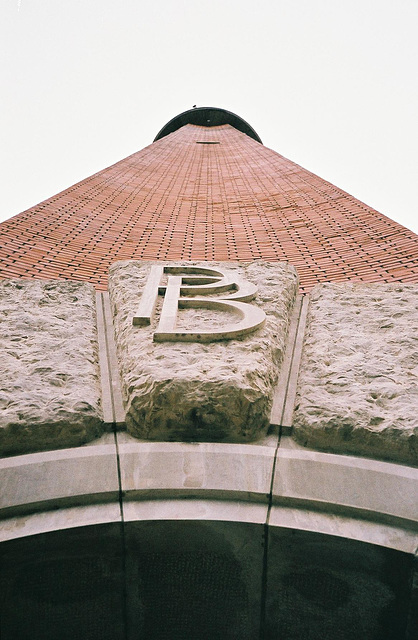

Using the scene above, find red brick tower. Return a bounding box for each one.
[1,107,417,290]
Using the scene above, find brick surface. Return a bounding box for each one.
[1,123,417,292]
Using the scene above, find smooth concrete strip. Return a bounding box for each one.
[272,445,418,528]
[123,499,268,525]
[0,439,120,517]
[270,295,302,429]
[0,503,122,543]
[117,437,275,502]
[281,294,309,428]
[102,292,126,428]
[268,505,418,554]
[96,292,114,426]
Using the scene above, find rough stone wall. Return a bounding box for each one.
[0,280,103,456]
[109,261,298,442]
[293,283,418,466]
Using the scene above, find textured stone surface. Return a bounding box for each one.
[0,279,103,456]
[109,261,298,442]
[293,283,418,465]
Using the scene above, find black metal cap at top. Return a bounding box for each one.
[154,107,262,144]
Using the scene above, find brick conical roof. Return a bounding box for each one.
[1,121,417,292]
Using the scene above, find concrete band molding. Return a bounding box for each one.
[1,434,417,554]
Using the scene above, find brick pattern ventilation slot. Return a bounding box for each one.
[196,141,220,144]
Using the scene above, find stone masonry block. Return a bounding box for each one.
[109,261,298,442]
[0,280,103,456]
[293,283,418,465]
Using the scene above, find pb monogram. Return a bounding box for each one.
[132,265,266,342]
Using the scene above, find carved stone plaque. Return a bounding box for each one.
[109,261,298,442]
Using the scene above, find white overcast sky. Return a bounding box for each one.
[1,0,418,234]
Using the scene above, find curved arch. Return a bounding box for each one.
[1,438,416,637]
[154,107,263,143]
